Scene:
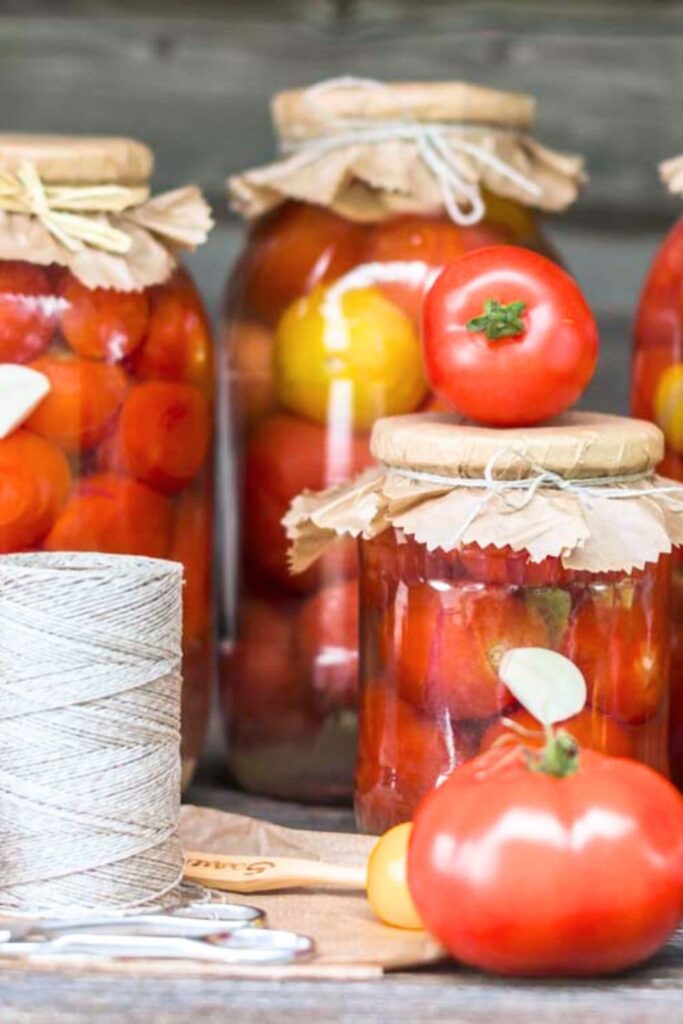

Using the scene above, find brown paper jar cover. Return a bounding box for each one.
[285,411,683,575]
[0,134,213,290]
[229,79,585,222]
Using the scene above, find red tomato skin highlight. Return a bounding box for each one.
[408,747,683,976]
[422,247,599,426]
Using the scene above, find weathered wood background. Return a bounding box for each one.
[2,0,683,414]
[4,4,683,1019]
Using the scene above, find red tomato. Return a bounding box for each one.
[59,272,149,361]
[422,247,598,426]
[242,414,371,594]
[297,579,359,713]
[133,271,213,387]
[459,543,564,588]
[564,598,665,725]
[479,706,637,760]
[364,215,508,322]
[355,687,465,833]
[408,742,683,976]
[0,261,56,362]
[233,202,363,325]
[27,354,128,453]
[392,583,548,720]
[106,381,212,496]
[219,600,317,743]
[44,473,173,559]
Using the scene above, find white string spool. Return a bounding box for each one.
[0,552,185,914]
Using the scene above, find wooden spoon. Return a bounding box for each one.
[183,850,367,894]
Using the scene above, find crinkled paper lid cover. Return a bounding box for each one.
[285,412,683,574]
[229,79,585,222]
[0,134,213,290]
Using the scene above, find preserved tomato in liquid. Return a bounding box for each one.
[357,529,670,833]
[0,261,214,787]
[632,217,683,786]
[220,197,559,803]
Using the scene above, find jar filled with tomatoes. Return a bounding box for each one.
[0,135,214,788]
[220,79,585,802]
[632,154,683,789]
[287,411,683,832]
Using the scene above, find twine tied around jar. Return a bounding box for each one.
[231,78,584,222]
[0,552,186,915]
[390,445,683,548]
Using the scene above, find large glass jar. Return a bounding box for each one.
[357,529,670,833]
[284,411,679,829]
[220,80,584,803]
[0,136,215,788]
[632,158,683,788]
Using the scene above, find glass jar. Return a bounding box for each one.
[220,80,584,803]
[357,529,670,833]
[632,161,683,787]
[284,410,679,828]
[0,136,214,788]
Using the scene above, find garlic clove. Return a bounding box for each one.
[0,363,51,439]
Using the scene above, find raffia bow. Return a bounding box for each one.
[0,161,212,257]
[0,161,213,290]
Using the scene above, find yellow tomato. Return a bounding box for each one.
[655,363,683,453]
[274,284,428,429]
[366,822,424,930]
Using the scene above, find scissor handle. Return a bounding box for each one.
[9,929,315,965]
[169,902,266,927]
[0,903,266,943]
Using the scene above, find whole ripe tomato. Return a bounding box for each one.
[364,215,509,322]
[356,686,472,833]
[422,247,598,426]
[408,738,683,976]
[459,543,564,588]
[297,578,359,713]
[242,414,372,593]
[563,596,665,725]
[274,283,427,429]
[392,583,548,719]
[220,599,317,743]
[233,202,364,326]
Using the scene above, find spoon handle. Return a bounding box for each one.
[183,851,367,893]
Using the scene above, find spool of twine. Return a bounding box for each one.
[0,552,185,914]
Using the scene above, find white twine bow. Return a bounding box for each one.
[390,445,683,549]
[285,76,542,226]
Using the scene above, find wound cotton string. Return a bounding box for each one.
[0,552,185,914]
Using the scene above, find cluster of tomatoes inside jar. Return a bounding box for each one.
[0,259,214,774]
[221,196,555,799]
[633,219,683,788]
[356,529,670,833]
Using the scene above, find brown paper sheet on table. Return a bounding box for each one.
[0,806,444,981]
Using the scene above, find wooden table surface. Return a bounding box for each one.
[4,756,682,1024]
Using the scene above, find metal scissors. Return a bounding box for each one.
[0,901,315,966]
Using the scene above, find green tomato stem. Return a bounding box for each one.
[466,298,527,341]
[527,728,580,778]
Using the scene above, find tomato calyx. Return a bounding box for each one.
[466,298,526,341]
[526,727,580,779]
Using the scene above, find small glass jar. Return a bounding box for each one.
[285,411,680,832]
[220,80,583,803]
[0,136,214,787]
[357,530,670,833]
